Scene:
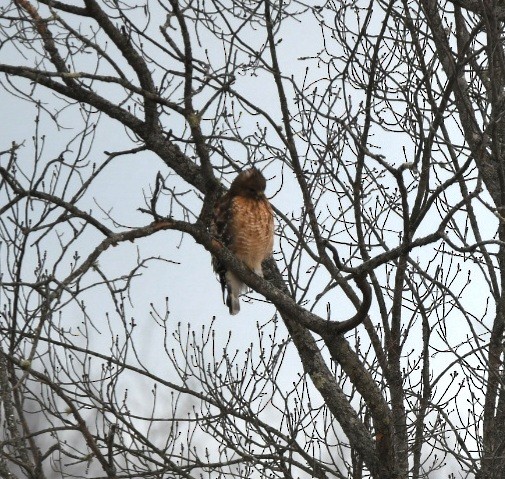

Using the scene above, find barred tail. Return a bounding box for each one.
[225,271,244,315]
[227,290,240,315]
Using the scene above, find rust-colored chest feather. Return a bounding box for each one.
[228,195,274,270]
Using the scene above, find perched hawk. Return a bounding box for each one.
[211,168,274,315]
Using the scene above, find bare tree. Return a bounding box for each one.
[1,0,504,478]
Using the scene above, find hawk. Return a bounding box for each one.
[211,167,275,315]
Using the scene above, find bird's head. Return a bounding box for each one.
[229,167,267,199]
